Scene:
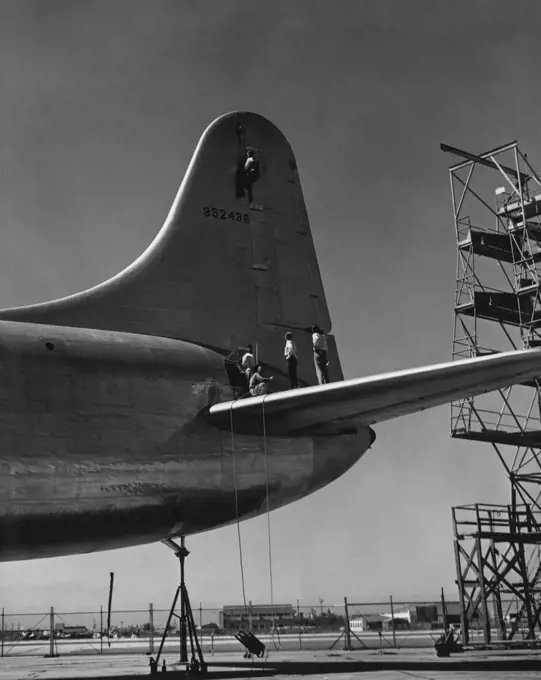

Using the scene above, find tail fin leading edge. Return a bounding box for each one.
[0,112,341,386]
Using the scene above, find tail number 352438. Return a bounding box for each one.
[203,207,250,224]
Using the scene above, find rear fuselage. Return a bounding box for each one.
[0,321,370,561]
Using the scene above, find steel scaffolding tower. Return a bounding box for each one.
[444,141,541,645]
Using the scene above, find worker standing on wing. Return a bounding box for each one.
[284,332,298,389]
[311,325,330,385]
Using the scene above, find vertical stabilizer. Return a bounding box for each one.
[0,112,342,385]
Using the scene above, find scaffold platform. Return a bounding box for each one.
[497,194,541,221]
[456,291,541,327]
[458,229,523,263]
[452,428,541,448]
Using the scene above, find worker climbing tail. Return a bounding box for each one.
[0,112,341,387]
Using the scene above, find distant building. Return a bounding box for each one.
[219,604,295,632]
[349,615,387,632]
[349,602,461,632]
[54,623,92,639]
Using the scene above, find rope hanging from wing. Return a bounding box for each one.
[262,397,281,653]
[229,404,248,615]
[229,397,280,659]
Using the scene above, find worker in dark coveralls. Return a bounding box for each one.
[311,324,329,385]
[284,332,298,389]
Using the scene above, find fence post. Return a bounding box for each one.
[49,607,55,657]
[389,595,396,648]
[149,603,154,654]
[297,599,302,650]
[1,607,4,658]
[248,601,253,632]
[344,597,351,651]
[441,587,448,633]
[100,605,104,655]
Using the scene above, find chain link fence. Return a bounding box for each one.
[0,596,462,658]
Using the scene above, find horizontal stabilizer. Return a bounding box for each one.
[207,349,541,436]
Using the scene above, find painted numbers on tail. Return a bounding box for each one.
[202,207,250,223]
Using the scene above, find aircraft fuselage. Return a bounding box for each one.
[0,321,370,561]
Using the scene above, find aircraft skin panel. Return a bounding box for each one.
[0,321,370,561]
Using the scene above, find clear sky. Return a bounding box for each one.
[1,0,541,616]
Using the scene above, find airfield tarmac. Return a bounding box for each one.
[0,649,540,680]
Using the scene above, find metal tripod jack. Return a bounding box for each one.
[155,537,207,674]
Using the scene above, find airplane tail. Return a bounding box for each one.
[0,112,341,387]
